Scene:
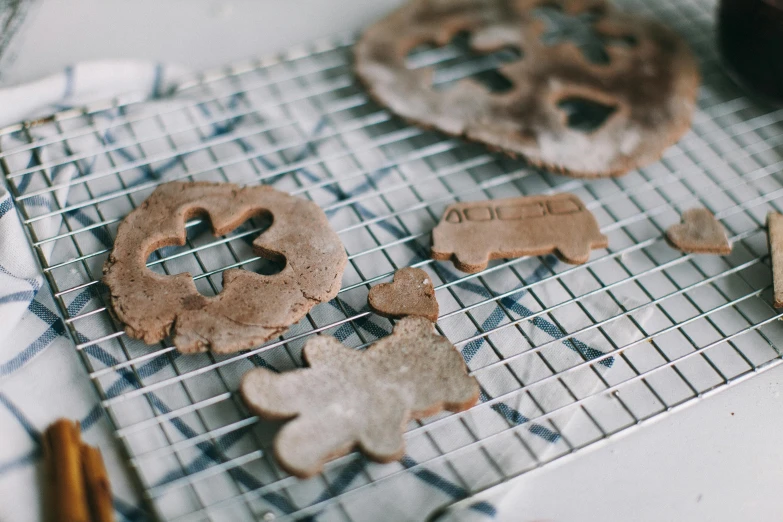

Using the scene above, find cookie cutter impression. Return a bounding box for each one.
[355,0,700,177]
[103,182,348,354]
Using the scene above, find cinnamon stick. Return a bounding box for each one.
[43,419,90,522]
[44,418,116,522]
[81,445,114,522]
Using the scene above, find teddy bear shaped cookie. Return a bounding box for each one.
[240,316,479,477]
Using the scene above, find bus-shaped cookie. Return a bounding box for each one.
[431,193,608,273]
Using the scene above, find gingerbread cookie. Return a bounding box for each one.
[355,0,699,177]
[240,316,479,477]
[103,181,347,354]
[368,267,439,321]
[666,208,731,255]
[431,193,607,273]
[768,212,783,308]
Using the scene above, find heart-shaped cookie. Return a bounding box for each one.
[666,208,731,255]
[368,267,439,322]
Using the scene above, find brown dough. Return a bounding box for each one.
[431,193,607,273]
[768,212,783,308]
[103,181,347,354]
[240,316,479,478]
[368,267,439,321]
[666,208,731,255]
[355,0,700,177]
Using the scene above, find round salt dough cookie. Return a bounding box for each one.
[103,181,347,354]
[355,0,700,177]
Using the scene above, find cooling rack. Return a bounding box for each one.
[3,0,783,520]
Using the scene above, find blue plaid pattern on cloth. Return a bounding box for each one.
[0,59,650,522]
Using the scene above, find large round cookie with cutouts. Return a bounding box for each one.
[103,182,347,354]
[354,0,699,178]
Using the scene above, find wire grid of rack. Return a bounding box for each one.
[4,0,783,520]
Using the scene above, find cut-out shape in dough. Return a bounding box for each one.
[240,317,479,478]
[355,0,700,177]
[103,181,348,354]
[406,30,523,93]
[368,267,439,322]
[666,208,731,255]
[534,3,637,65]
[557,96,618,132]
[431,193,607,273]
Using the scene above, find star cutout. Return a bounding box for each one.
[533,5,636,64]
[406,31,523,92]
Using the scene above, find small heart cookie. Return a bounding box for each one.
[368,267,439,322]
[666,208,731,255]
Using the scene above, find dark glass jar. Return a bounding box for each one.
[717,0,783,105]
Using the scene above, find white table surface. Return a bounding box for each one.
[5,1,782,521]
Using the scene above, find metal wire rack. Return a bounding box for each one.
[3,0,783,519]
